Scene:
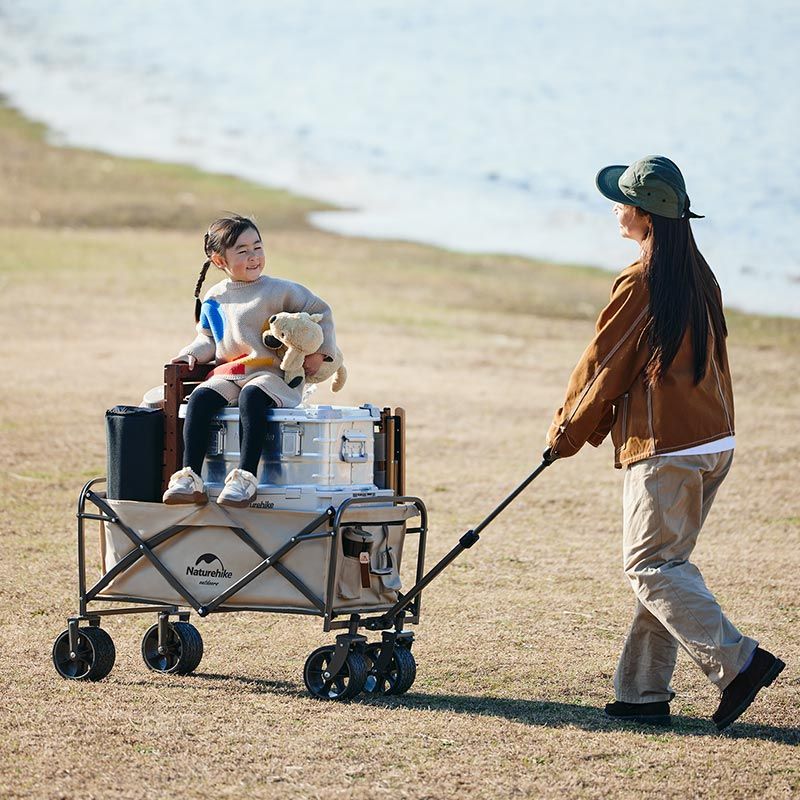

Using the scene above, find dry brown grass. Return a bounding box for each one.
[1,101,798,800]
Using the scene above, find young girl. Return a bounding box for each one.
[164,214,337,508]
[545,156,783,730]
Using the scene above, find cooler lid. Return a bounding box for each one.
[178,403,381,421]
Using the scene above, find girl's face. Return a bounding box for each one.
[212,227,265,282]
[613,202,650,244]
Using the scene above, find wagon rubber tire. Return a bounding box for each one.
[52,626,116,681]
[363,642,417,696]
[141,621,203,675]
[303,645,368,701]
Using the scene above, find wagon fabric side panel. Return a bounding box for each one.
[99,500,418,613]
[101,501,330,611]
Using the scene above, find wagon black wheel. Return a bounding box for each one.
[52,627,116,681]
[141,621,203,675]
[303,646,368,701]
[363,642,417,696]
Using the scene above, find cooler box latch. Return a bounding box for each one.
[281,424,303,457]
[208,422,226,457]
[341,432,369,463]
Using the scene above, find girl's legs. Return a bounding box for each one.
[238,383,276,475]
[615,451,757,702]
[182,386,228,474]
[164,385,228,504]
[216,383,276,507]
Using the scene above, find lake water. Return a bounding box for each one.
[1,0,798,316]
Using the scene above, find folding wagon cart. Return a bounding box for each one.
[53,362,552,700]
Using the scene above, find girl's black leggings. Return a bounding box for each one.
[182,385,275,477]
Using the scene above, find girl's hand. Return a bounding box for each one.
[171,354,197,369]
[303,352,325,376]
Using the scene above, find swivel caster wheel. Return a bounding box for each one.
[141,621,203,675]
[303,645,368,701]
[363,642,417,696]
[52,626,116,681]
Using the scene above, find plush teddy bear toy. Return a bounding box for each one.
[262,311,348,391]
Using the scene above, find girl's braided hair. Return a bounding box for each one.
[194,214,262,321]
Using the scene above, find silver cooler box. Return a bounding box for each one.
[179,403,380,489]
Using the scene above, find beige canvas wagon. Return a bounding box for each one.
[52,362,428,701]
[52,362,551,699]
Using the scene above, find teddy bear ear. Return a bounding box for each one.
[269,314,278,323]
[310,313,323,323]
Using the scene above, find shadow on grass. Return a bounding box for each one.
[193,671,299,694]
[125,671,298,694]
[166,672,800,745]
[377,692,800,745]
[129,671,798,744]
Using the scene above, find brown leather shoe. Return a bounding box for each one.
[713,647,785,731]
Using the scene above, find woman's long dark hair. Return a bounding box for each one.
[641,211,727,386]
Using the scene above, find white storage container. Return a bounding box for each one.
[179,403,380,489]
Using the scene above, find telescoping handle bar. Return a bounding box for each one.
[367,451,556,630]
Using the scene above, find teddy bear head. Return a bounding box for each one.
[264,311,324,354]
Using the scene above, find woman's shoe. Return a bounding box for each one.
[162,467,208,505]
[216,468,258,507]
[712,647,785,730]
[605,700,671,726]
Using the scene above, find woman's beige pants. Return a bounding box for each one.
[614,451,757,704]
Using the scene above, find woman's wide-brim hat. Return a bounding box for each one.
[596,155,703,219]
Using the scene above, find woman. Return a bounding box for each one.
[545,156,784,729]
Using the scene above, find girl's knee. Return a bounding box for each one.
[239,384,275,412]
[187,386,227,410]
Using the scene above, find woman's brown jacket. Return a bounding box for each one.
[546,260,735,468]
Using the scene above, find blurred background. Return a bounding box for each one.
[1,0,797,315]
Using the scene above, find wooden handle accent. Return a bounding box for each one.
[395,407,406,496]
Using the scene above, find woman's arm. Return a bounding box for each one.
[547,267,650,459]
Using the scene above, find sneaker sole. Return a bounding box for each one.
[714,658,786,731]
[216,496,255,508]
[163,492,208,505]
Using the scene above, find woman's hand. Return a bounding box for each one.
[171,354,197,369]
[303,352,325,377]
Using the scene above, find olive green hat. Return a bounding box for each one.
[596,155,703,219]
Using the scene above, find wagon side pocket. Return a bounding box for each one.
[370,524,402,599]
[337,526,376,600]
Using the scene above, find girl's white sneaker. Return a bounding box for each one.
[217,468,258,507]
[162,467,207,505]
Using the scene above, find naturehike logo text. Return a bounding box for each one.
[250,500,275,509]
[186,553,233,583]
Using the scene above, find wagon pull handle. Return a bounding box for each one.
[372,455,555,629]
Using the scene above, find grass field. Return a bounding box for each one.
[1,100,798,800]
